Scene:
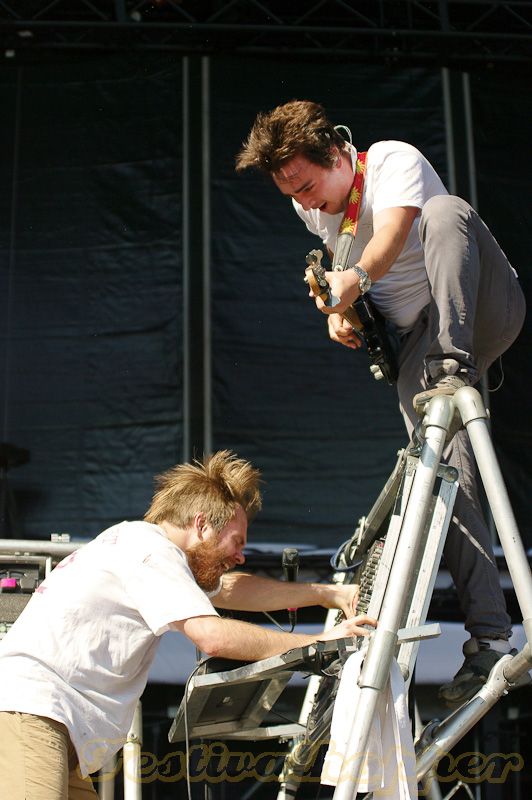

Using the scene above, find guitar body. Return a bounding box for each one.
[353,296,398,385]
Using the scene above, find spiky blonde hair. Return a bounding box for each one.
[144,450,262,531]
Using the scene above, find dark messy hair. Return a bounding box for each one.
[235,100,346,174]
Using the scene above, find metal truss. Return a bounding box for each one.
[0,1,531,65]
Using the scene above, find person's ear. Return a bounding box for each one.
[194,512,208,539]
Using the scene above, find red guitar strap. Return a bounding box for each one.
[338,151,367,238]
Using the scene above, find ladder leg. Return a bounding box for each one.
[123,701,143,800]
[333,396,456,799]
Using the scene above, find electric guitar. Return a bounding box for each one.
[304,249,398,385]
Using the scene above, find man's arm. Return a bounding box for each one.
[317,206,419,317]
[171,612,376,661]
[212,572,359,618]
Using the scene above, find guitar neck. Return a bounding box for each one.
[342,305,363,331]
[304,263,363,330]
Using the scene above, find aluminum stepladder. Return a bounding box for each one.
[277,387,532,800]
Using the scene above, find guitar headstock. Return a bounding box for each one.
[304,248,328,300]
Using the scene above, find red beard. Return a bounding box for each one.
[185,535,227,592]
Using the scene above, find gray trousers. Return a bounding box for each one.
[397,195,526,639]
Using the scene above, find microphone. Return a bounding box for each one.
[282,547,299,629]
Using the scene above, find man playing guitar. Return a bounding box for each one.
[236,99,526,706]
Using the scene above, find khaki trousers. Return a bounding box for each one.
[0,712,98,800]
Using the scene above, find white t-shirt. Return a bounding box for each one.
[294,141,448,332]
[0,521,219,776]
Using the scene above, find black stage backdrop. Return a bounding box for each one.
[0,55,183,536]
[0,54,529,550]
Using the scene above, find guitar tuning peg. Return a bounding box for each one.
[306,248,323,266]
[370,365,384,381]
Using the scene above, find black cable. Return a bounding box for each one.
[488,356,505,392]
[261,610,294,632]
[329,538,363,572]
